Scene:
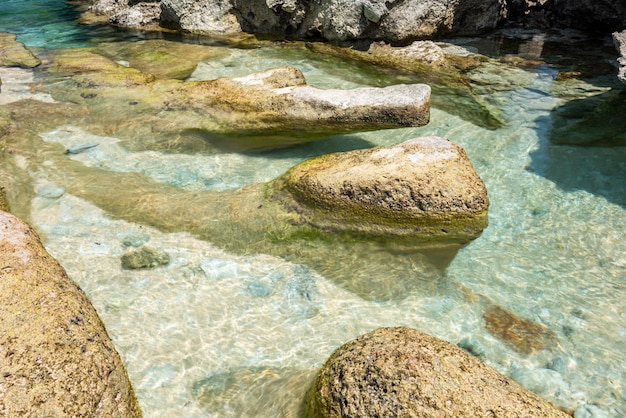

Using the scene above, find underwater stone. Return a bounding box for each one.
[36,184,66,199]
[121,245,170,269]
[0,211,141,416]
[122,232,151,247]
[304,327,569,418]
[483,304,558,355]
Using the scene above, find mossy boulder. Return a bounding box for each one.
[270,136,489,244]
[0,211,141,417]
[304,327,568,418]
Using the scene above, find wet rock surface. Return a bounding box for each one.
[0,32,40,68]
[304,327,568,418]
[0,211,141,417]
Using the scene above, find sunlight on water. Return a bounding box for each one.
[1,3,626,417]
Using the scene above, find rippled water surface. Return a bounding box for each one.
[1,3,625,417]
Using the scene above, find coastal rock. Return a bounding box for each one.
[304,327,568,418]
[270,136,488,243]
[108,2,161,28]
[86,0,505,42]
[0,32,40,68]
[613,30,626,85]
[0,211,141,417]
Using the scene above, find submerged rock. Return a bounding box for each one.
[304,327,568,418]
[270,136,489,243]
[121,245,170,269]
[483,304,559,355]
[0,211,141,417]
[0,32,40,68]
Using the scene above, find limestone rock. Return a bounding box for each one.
[86,0,504,42]
[270,136,488,243]
[613,30,626,86]
[304,327,569,418]
[0,32,40,68]
[0,211,141,417]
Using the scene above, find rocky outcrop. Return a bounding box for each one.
[85,0,626,42]
[0,211,141,417]
[86,0,505,43]
[270,136,489,243]
[614,30,626,85]
[304,327,568,418]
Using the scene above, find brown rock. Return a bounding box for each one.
[271,136,489,244]
[0,211,142,417]
[305,327,568,418]
[484,304,559,355]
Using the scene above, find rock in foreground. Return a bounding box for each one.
[270,136,488,244]
[304,327,568,418]
[0,211,141,417]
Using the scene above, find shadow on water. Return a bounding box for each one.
[528,84,626,208]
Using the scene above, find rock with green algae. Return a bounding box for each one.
[0,187,9,212]
[121,245,170,269]
[269,136,489,244]
[303,327,569,418]
[0,32,40,68]
[94,39,230,80]
[0,211,142,417]
[39,48,431,151]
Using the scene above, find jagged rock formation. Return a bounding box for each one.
[304,327,569,418]
[84,0,626,42]
[0,211,142,417]
[84,0,505,42]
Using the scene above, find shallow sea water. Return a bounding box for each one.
[2,4,626,418]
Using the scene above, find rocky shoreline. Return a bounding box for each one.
[1,1,625,415]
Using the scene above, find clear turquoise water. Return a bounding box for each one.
[2,3,626,417]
